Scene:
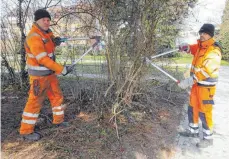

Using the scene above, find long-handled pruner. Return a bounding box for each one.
[65,36,101,70]
[146,49,191,95]
[60,37,91,42]
[145,48,180,83]
[150,49,179,59]
[145,57,180,83]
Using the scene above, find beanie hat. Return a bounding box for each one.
[34,9,51,21]
[199,23,215,37]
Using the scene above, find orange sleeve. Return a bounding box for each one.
[189,44,198,56]
[27,36,64,74]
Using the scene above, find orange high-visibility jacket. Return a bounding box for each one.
[189,38,222,86]
[25,23,64,76]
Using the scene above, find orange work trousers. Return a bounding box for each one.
[188,83,216,139]
[20,74,64,135]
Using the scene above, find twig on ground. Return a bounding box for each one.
[115,115,119,139]
[161,97,177,106]
[109,109,125,123]
[40,113,52,124]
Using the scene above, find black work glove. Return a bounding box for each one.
[53,37,62,46]
[178,43,190,52]
[61,65,74,76]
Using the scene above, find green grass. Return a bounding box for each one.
[221,60,229,66]
[75,64,105,74]
[5,54,229,75]
[171,54,229,66]
[80,55,106,60]
[171,57,192,64]
[56,55,106,65]
[57,55,106,61]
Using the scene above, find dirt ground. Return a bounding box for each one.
[1,81,188,159]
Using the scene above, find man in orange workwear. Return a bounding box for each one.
[178,23,222,148]
[19,9,73,141]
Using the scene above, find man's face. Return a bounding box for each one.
[36,17,50,31]
[199,32,212,42]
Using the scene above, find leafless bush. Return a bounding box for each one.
[1,0,196,137]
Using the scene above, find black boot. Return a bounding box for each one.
[179,129,199,138]
[196,138,213,148]
[22,132,41,141]
[54,122,69,128]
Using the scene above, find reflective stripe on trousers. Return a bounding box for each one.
[19,74,64,135]
[188,106,199,133]
[188,84,215,138]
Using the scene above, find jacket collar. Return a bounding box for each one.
[197,38,215,49]
[32,22,52,34]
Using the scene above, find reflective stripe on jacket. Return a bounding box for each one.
[25,23,63,76]
[189,38,222,86]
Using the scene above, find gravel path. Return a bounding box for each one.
[172,66,229,159]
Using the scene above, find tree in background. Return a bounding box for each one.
[219,0,229,61]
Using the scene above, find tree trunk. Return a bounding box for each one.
[18,0,28,86]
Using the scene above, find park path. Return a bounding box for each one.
[172,66,229,159]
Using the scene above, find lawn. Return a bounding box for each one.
[171,54,229,66]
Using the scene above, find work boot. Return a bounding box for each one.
[196,138,213,148]
[54,122,69,128]
[22,132,41,141]
[179,129,199,138]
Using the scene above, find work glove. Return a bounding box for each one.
[61,65,74,76]
[178,77,194,89]
[53,37,62,46]
[179,43,190,53]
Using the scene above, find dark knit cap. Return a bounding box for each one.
[34,9,51,21]
[199,23,215,37]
